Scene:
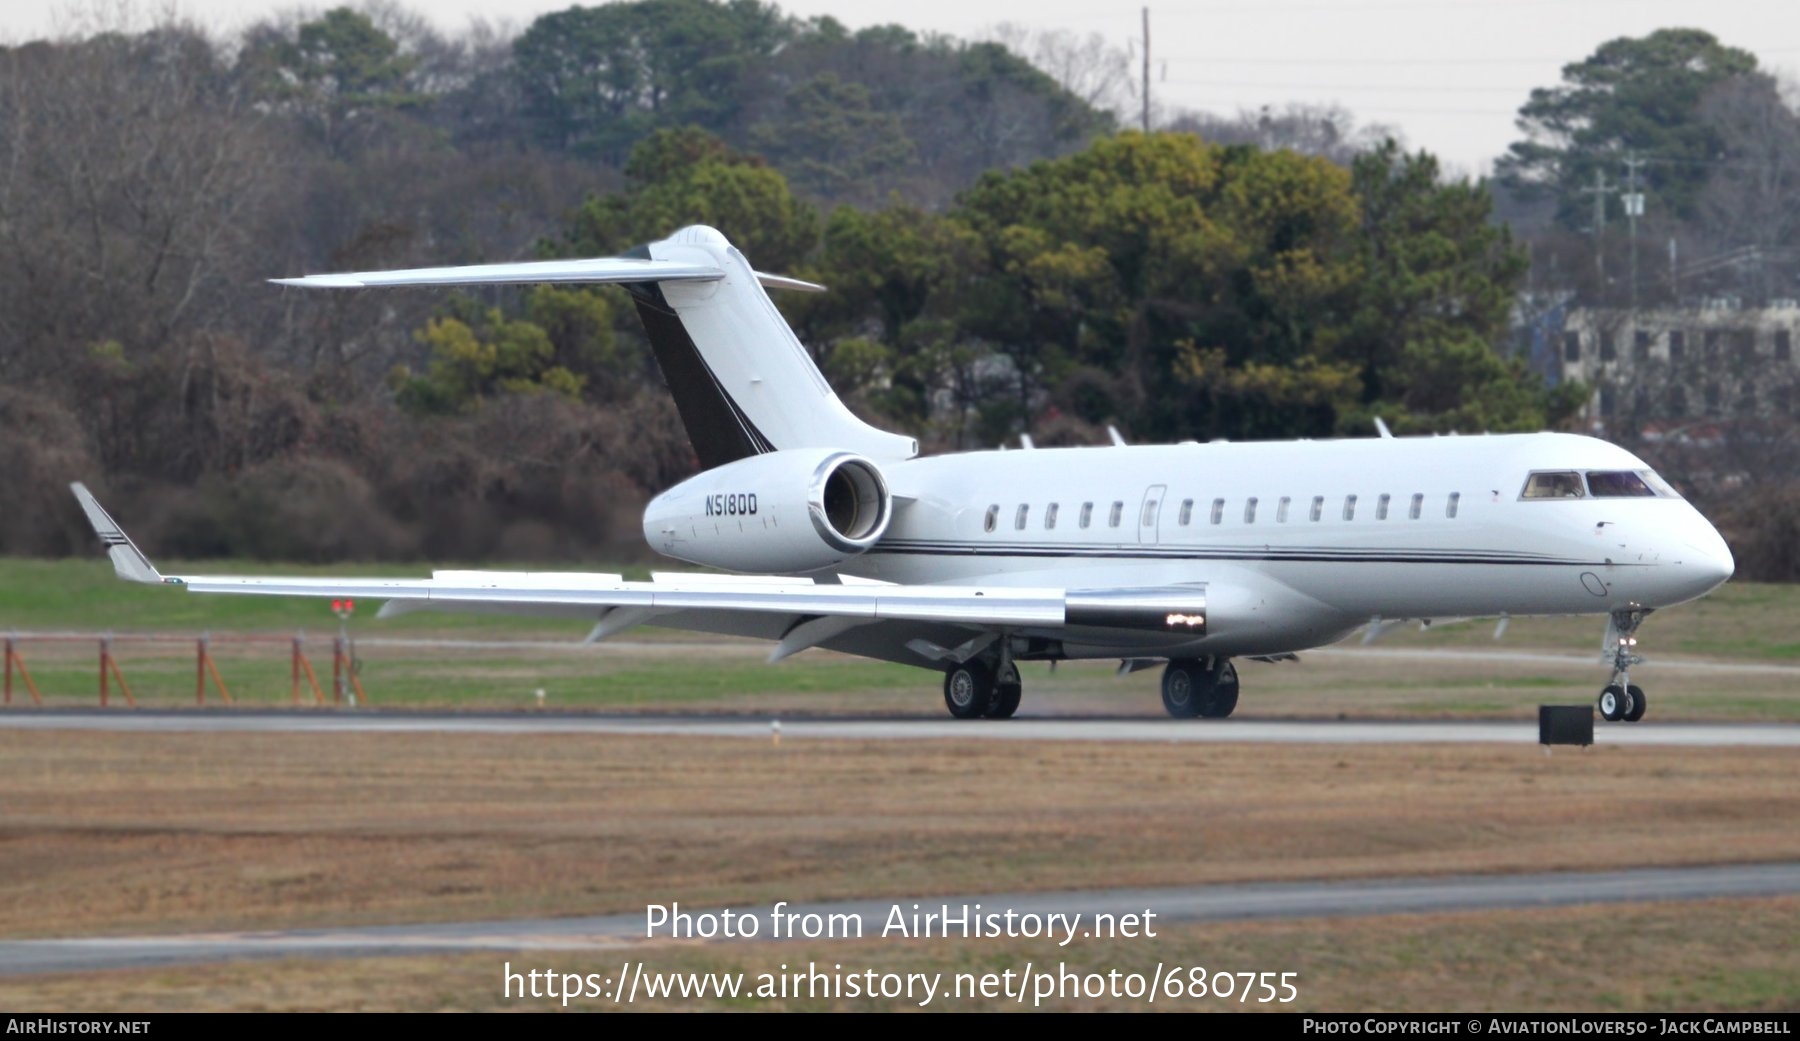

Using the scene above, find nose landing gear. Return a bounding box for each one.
[1597,609,1650,723]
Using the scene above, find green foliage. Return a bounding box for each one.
[749,72,915,204]
[512,0,791,161]
[953,133,1365,440]
[564,127,818,271]
[899,132,1569,443]
[1339,142,1550,433]
[235,7,420,154]
[1497,29,1762,226]
[394,302,588,415]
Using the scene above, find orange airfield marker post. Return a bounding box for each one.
[195,633,234,705]
[99,635,136,708]
[4,637,43,706]
[292,635,325,705]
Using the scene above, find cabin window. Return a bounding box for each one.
[1309,496,1324,522]
[1341,494,1357,521]
[1376,493,1390,520]
[1520,471,1585,500]
[1109,501,1123,527]
[1045,503,1059,529]
[1277,496,1291,523]
[1079,502,1093,529]
[1178,499,1193,526]
[1015,504,1030,530]
[1586,471,1657,498]
[984,505,999,533]
[1446,492,1461,518]
[1244,497,1258,524]
[1141,498,1159,527]
[1409,493,1423,520]
[1210,498,1225,525]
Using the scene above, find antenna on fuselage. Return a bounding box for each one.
[1107,425,1128,447]
[1373,416,1394,439]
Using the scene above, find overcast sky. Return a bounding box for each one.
[8,0,1798,174]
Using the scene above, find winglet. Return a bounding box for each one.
[69,483,165,585]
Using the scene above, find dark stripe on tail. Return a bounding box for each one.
[622,264,773,470]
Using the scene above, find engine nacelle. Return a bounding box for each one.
[642,449,893,573]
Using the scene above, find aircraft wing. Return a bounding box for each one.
[70,484,1205,665]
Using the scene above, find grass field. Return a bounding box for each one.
[5,899,1794,1011]
[3,731,1796,940]
[0,729,1795,1010]
[1,559,1797,719]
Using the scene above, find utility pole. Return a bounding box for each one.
[1578,168,1614,296]
[1621,153,1647,310]
[1141,7,1151,133]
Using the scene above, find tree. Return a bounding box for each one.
[393,301,588,416]
[1497,29,1761,228]
[1691,74,1800,300]
[561,127,818,273]
[954,132,1364,441]
[237,7,421,156]
[748,72,916,205]
[1340,142,1576,432]
[512,0,790,162]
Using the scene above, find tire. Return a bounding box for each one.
[1598,684,1626,722]
[944,661,995,719]
[1623,684,1647,723]
[1198,660,1240,719]
[1162,660,1204,718]
[986,663,1022,719]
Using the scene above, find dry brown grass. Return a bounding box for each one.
[1,898,1794,1011]
[1,731,1796,940]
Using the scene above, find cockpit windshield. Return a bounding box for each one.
[1585,471,1656,498]
[1519,469,1679,500]
[1520,471,1585,499]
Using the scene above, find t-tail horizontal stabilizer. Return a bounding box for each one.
[271,224,914,471]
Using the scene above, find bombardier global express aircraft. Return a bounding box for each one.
[73,225,1734,722]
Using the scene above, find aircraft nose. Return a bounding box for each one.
[1676,521,1735,599]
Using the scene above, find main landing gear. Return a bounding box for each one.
[942,659,1022,720]
[1161,658,1239,719]
[1597,609,1650,723]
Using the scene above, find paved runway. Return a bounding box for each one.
[3,709,1798,746]
[3,862,1795,976]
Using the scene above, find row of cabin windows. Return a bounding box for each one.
[983,492,1462,532]
[1565,328,1793,363]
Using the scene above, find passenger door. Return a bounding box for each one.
[1139,484,1167,545]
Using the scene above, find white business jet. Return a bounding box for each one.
[72,226,1734,722]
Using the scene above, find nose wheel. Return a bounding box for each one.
[1597,609,1650,723]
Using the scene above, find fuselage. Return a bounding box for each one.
[835,432,1733,660]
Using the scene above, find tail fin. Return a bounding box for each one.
[274,225,917,469]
